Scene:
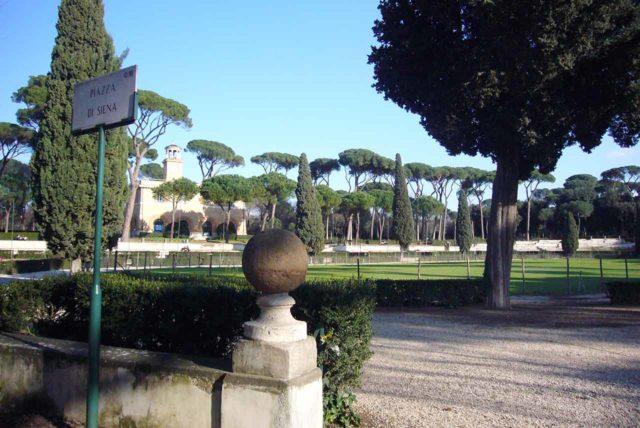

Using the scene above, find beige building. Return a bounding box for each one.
[132,144,247,239]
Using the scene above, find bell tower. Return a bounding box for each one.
[163,144,183,181]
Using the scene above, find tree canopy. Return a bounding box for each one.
[310,158,340,186]
[140,163,164,180]
[200,174,252,242]
[251,152,299,175]
[186,140,243,180]
[12,75,48,131]
[370,0,640,309]
[152,177,198,240]
[0,122,34,177]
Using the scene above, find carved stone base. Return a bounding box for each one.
[243,293,307,343]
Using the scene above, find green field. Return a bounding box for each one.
[149,257,639,295]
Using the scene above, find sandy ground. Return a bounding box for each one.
[355,298,640,427]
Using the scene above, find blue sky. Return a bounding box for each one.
[1,0,638,196]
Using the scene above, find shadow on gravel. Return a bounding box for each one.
[376,298,640,330]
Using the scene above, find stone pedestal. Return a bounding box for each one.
[220,230,323,428]
[221,296,322,428]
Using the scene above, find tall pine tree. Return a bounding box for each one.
[295,153,324,255]
[391,153,414,250]
[455,187,472,254]
[31,0,128,270]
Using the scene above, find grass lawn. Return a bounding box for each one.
[148,257,639,295]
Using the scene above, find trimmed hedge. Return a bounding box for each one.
[0,273,375,410]
[375,278,485,307]
[0,258,64,275]
[607,281,640,305]
[0,273,483,427]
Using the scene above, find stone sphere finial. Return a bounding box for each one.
[242,229,308,294]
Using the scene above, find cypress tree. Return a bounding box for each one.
[391,153,414,250]
[636,209,640,255]
[295,153,324,255]
[455,187,472,254]
[31,0,128,269]
[561,212,579,256]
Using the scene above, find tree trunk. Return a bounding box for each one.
[370,210,376,240]
[479,198,485,240]
[526,198,532,241]
[261,207,268,231]
[225,209,231,243]
[170,203,176,240]
[270,202,277,229]
[326,214,330,240]
[121,162,142,241]
[4,208,9,233]
[485,157,520,310]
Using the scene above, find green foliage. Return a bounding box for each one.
[561,212,579,255]
[606,281,640,305]
[12,74,48,131]
[0,160,31,221]
[251,172,296,205]
[295,153,325,255]
[323,390,360,428]
[310,158,340,186]
[140,163,163,179]
[455,189,473,254]
[0,123,34,177]
[415,195,443,218]
[251,152,299,175]
[186,140,243,180]
[391,154,414,250]
[0,273,376,424]
[374,278,486,308]
[153,178,199,206]
[369,0,640,307]
[137,90,192,128]
[316,185,342,213]
[338,148,391,191]
[153,178,199,239]
[0,258,63,275]
[201,174,252,241]
[31,0,129,262]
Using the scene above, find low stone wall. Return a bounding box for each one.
[0,332,229,427]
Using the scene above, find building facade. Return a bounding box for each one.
[132,145,247,239]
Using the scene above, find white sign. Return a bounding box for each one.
[72,65,137,134]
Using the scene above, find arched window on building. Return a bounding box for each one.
[203,221,213,237]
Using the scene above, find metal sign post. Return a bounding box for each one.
[72,65,138,428]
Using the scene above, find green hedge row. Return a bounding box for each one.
[375,278,485,307]
[0,273,376,398]
[0,258,64,274]
[607,281,640,305]
[0,273,483,427]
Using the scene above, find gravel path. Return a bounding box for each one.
[355,301,640,427]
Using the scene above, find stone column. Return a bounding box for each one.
[221,230,322,428]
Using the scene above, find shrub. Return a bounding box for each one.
[607,281,640,305]
[375,278,485,307]
[0,273,376,427]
